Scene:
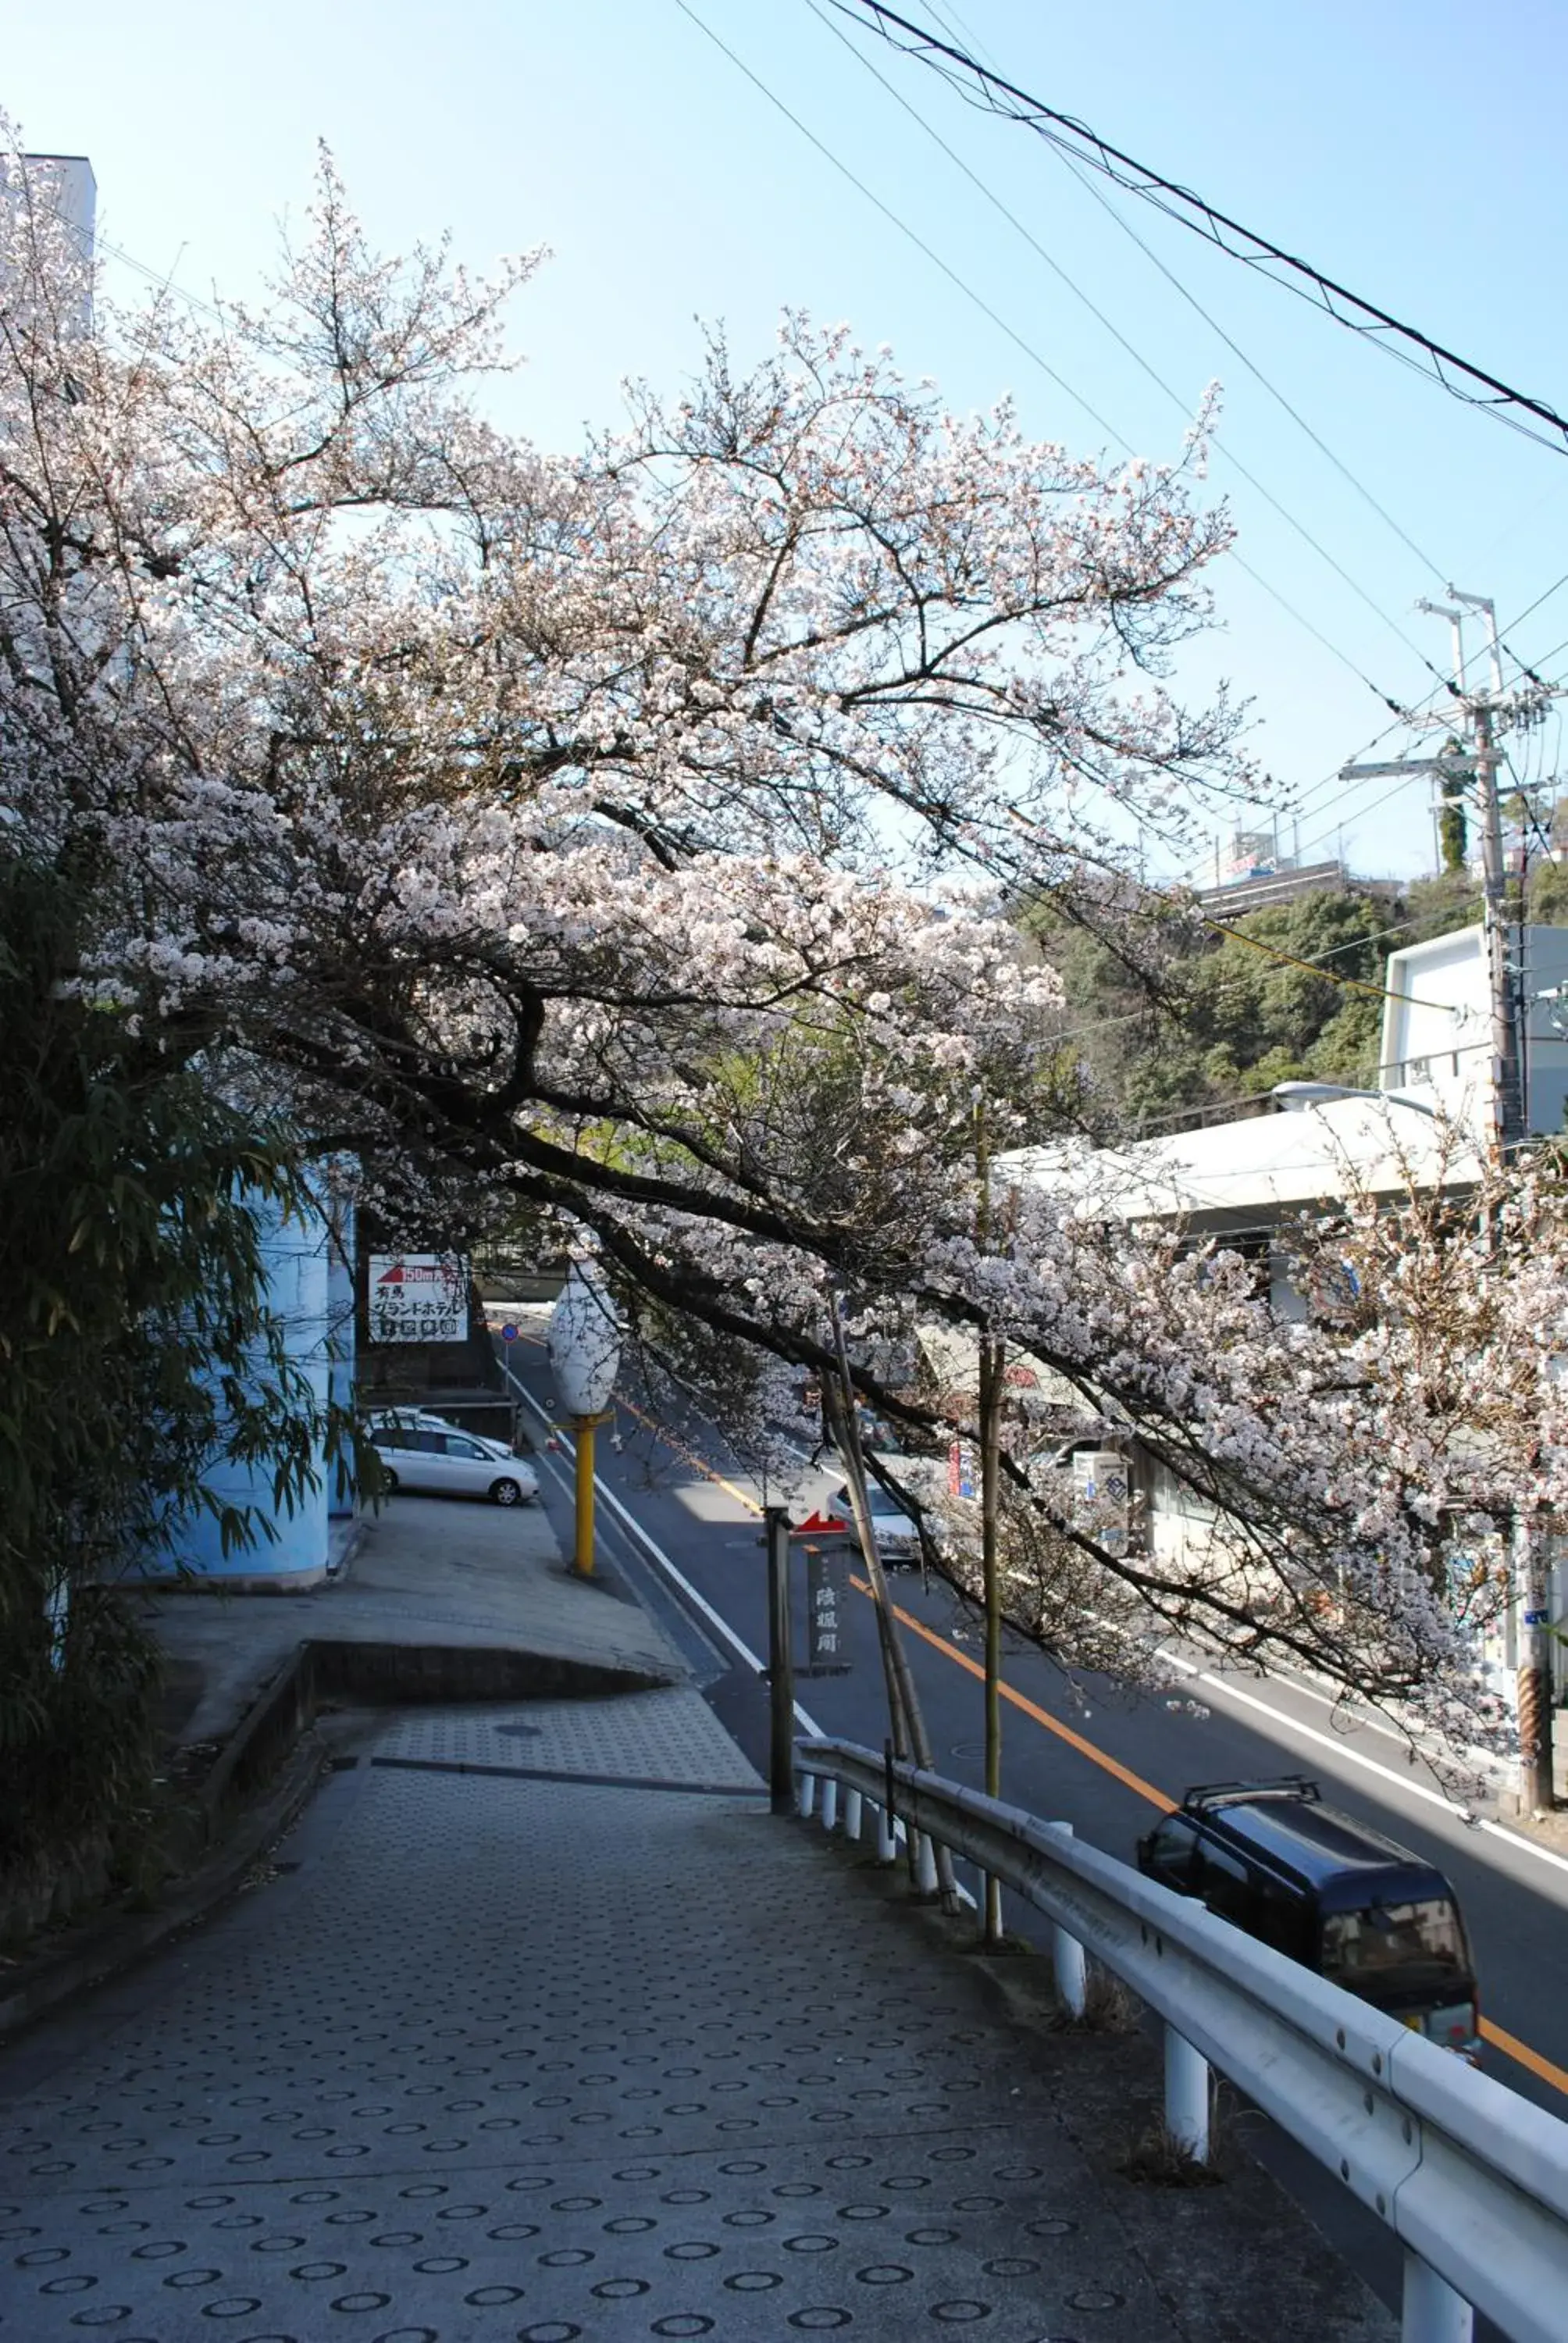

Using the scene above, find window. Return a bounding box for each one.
[1144,1815,1199,1887]
[1256,1879,1310,1960]
[442,1435,486,1459]
[1320,1899,1469,1985]
[1195,1838,1256,1928]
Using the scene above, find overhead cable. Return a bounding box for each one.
[672,0,1410,715]
[853,0,1451,590]
[799,0,1449,692]
[838,0,1568,459]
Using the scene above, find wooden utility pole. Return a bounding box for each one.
[975,1102,1005,1945]
[828,1299,960,1910]
[977,1325,1004,1945]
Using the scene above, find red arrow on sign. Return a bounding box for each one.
[790,1508,850,1535]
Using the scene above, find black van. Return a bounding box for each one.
[1137,1778,1480,2059]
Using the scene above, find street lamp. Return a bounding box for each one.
[548,1264,622,1577]
[1270,1080,1438,1119]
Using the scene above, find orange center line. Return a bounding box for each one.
[610,1392,763,1517]
[510,1343,1568,2109]
[848,1572,1171,1810]
[847,1574,1568,2101]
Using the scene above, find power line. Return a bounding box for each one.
[839,0,1568,460]
[897,0,1449,590]
[673,0,1411,715]
[1048,146,1449,587]
[1040,901,1452,1074]
[1196,913,1453,1009]
[18,173,228,326]
[1242,577,1568,875]
[798,0,1449,695]
[671,0,1122,440]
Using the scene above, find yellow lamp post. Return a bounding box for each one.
[547,1264,622,1578]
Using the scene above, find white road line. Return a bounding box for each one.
[501,1359,950,1881]
[1160,1646,1568,1885]
[501,1358,827,1739]
[1251,1653,1512,1790]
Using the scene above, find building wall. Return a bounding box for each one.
[4,155,97,333]
[1380,923,1568,1139]
[144,1179,340,1589]
[326,1183,356,1520]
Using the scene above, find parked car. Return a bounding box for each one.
[831,1475,922,1567]
[366,1412,539,1507]
[1137,1778,1480,2059]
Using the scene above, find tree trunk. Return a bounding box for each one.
[828,1305,960,1912]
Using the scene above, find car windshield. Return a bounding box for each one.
[1320,1898,1469,1983]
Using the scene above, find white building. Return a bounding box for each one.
[23,154,97,254]
[999,923,1566,1713]
[1006,922,1563,1261]
[2,153,97,333]
[1380,922,1568,1141]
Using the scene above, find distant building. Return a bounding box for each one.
[23,153,96,251]
[1381,923,1568,1141]
[1192,822,1406,917]
[2,152,96,332]
[1000,920,1566,1716]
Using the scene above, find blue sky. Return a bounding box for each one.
[9,0,1568,882]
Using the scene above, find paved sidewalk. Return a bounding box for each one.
[0,1678,1391,2342]
[144,1494,685,1747]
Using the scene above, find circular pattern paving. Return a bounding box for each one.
[0,1716,1182,2340]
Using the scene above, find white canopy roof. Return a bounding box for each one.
[1000,1092,1482,1231]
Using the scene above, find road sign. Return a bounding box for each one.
[806,1547,849,1674]
[367,1254,469,1344]
[789,1506,850,1536]
[501,1322,519,1344]
[1523,1607,1550,1627]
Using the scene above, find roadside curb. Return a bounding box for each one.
[0,1730,329,2045]
[0,1635,677,2045]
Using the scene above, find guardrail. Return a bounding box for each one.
[793,1735,1568,2343]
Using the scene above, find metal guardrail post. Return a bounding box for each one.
[1053,1923,1087,2019]
[1046,1823,1087,2017]
[821,1778,839,1833]
[798,1771,817,1821]
[843,1787,863,1842]
[791,1736,1568,2339]
[914,1831,939,1895]
[1164,2026,1211,2163]
[1402,2252,1474,2343]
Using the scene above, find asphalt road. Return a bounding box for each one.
[496,1327,1568,2335]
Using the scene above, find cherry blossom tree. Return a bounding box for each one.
[5,132,1551,1770]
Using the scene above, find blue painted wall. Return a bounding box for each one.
[149,1176,340,1585]
[326,1182,357,1521]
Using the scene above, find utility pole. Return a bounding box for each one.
[974,1100,1004,1948]
[1345,592,1562,1808]
[1472,694,1525,1154]
[825,1300,961,1911]
[1516,1512,1556,1814]
[1345,590,1561,1158]
[1441,590,1526,1156]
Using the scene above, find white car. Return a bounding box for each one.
[832,1477,923,1567]
[366,1411,539,1507]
